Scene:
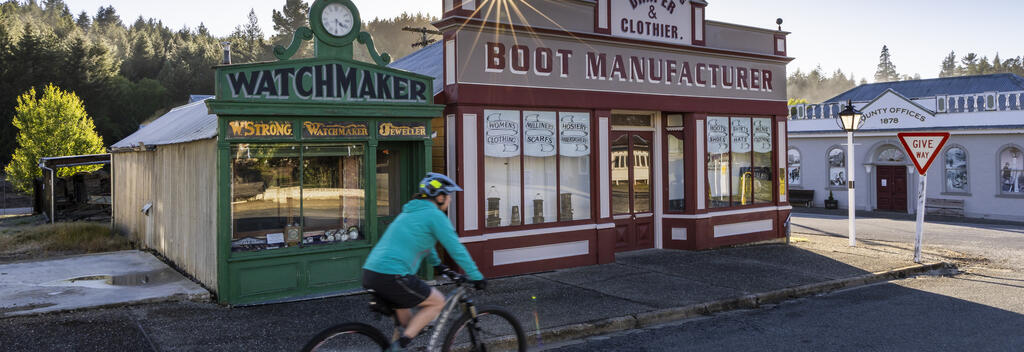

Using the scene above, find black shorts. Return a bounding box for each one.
[362,269,432,309]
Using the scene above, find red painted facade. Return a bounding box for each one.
[436,0,793,277]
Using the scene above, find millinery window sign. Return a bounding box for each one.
[484,110,521,158]
[523,111,557,157]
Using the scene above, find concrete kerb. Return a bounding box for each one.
[525,262,952,347]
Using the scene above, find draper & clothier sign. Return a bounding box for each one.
[612,0,691,45]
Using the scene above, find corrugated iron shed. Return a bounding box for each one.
[388,41,443,96]
[111,98,216,150]
[826,73,1024,103]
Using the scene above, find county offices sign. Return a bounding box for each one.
[856,89,936,130]
[612,0,692,45]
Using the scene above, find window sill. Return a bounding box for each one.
[940,192,971,197]
[996,193,1024,199]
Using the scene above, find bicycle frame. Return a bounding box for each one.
[382,284,477,351]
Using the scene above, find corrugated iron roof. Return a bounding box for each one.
[388,41,443,96]
[826,73,1024,103]
[111,97,217,150]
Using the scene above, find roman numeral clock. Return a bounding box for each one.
[274,0,391,65]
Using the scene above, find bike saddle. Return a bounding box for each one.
[367,291,396,316]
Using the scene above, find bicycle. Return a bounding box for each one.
[302,272,528,352]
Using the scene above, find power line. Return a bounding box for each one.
[402,26,442,48]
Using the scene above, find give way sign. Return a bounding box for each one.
[898,132,950,175]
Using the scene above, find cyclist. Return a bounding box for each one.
[362,172,486,352]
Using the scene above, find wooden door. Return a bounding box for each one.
[610,131,655,252]
[876,165,908,212]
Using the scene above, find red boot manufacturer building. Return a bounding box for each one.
[391,0,795,276]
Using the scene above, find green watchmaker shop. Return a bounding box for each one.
[111,0,442,305]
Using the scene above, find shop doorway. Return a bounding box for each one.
[876,165,907,212]
[610,131,655,252]
[376,142,422,232]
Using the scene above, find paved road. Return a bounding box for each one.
[791,212,1024,269]
[542,270,1024,352]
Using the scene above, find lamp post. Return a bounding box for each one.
[836,100,863,247]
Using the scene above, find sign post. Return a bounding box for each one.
[897,132,950,263]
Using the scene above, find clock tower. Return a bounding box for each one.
[274,0,391,65]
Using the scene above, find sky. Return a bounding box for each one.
[64,0,1024,82]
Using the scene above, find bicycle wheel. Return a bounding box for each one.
[442,306,527,352]
[302,322,389,352]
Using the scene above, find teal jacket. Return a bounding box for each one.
[363,199,484,281]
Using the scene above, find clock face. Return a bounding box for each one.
[321,3,354,37]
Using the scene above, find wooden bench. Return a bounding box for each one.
[789,189,815,207]
[926,198,964,217]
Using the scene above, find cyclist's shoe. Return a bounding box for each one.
[385,341,406,352]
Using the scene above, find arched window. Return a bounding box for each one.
[877,147,906,163]
[787,149,801,186]
[827,147,846,188]
[998,146,1024,194]
[944,146,968,193]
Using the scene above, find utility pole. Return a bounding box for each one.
[403,26,442,48]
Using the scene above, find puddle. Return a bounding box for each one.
[47,268,180,288]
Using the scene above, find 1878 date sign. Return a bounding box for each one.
[898,132,950,263]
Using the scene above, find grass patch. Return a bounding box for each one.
[0,221,131,262]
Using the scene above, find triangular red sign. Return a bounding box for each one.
[898,132,950,175]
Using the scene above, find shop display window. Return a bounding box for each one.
[708,116,774,208]
[230,143,366,252]
[752,118,774,204]
[524,111,557,224]
[944,146,968,193]
[484,109,592,227]
[730,118,753,206]
[558,112,591,221]
[706,116,731,208]
[999,146,1023,194]
[667,131,685,211]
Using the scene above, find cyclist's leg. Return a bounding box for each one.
[402,288,444,339]
[394,308,412,327]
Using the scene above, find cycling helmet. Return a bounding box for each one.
[419,173,463,197]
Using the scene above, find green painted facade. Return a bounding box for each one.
[207,0,443,305]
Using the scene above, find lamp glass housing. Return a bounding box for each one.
[836,100,863,132]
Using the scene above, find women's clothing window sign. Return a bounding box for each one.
[485,110,521,158]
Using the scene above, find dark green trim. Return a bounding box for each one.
[208,101,443,118]
[273,27,313,61]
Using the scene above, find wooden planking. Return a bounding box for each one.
[113,151,155,242]
[152,139,219,291]
[112,139,219,292]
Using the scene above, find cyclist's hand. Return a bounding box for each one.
[434,264,450,275]
[435,265,461,281]
[470,278,487,291]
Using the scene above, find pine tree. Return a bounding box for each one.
[939,51,958,78]
[4,85,106,193]
[874,45,899,82]
[992,53,1004,73]
[271,0,312,58]
[75,11,91,30]
[229,9,267,63]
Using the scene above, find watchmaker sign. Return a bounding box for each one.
[612,0,691,45]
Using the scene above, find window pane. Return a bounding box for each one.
[667,133,685,211]
[611,134,630,214]
[731,118,753,206]
[828,148,846,187]
[1000,147,1024,194]
[559,112,591,221]
[752,118,773,204]
[633,135,651,213]
[524,111,557,224]
[707,116,730,208]
[303,144,365,246]
[231,144,300,252]
[787,149,801,185]
[611,114,651,127]
[484,110,522,227]
[945,147,967,193]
